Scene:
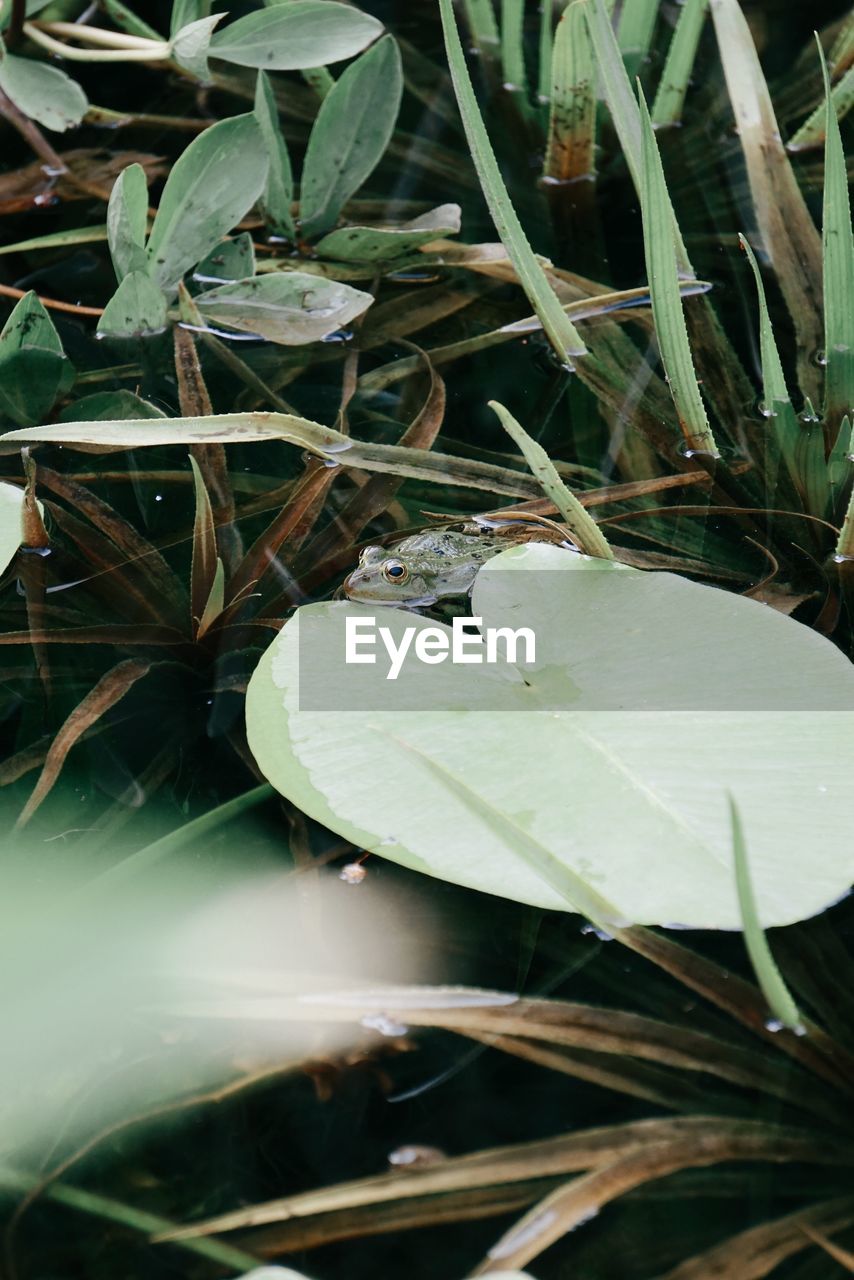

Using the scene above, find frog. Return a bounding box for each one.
[343,516,575,607]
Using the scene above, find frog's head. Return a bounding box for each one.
[343,545,436,606]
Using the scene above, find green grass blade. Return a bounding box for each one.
[820,38,854,431]
[543,2,596,182]
[438,0,587,362]
[489,399,614,558]
[729,796,803,1034]
[583,0,692,273]
[788,64,854,152]
[651,0,708,127]
[738,233,804,501]
[827,413,853,504]
[462,0,500,52]
[618,0,659,79]
[709,0,823,403]
[538,0,555,101]
[638,89,716,455]
[501,0,527,93]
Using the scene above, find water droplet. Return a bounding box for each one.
[361,1013,409,1037]
[19,545,51,557]
[321,329,353,344]
[388,1144,446,1169]
[154,494,163,502]
[765,1018,784,1032]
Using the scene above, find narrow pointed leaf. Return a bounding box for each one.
[651,0,708,126]
[489,400,613,557]
[820,40,854,426]
[638,90,716,453]
[439,0,586,361]
[106,163,149,282]
[299,36,403,238]
[254,71,295,239]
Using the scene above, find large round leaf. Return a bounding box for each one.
[0,482,27,574]
[246,544,854,930]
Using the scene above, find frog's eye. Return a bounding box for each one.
[381,559,409,585]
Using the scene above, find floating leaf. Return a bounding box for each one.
[246,543,854,931]
[0,46,87,132]
[314,204,461,263]
[210,1,383,70]
[171,14,223,80]
[194,273,373,344]
[106,163,149,283]
[0,481,27,574]
[299,36,403,239]
[193,233,256,286]
[0,292,74,427]
[97,272,168,339]
[254,71,295,239]
[146,114,269,291]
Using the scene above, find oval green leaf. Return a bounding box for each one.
[194,273,373,344]
[246,543,854,931]
[106,163,149,282]
[299,35,403,239]
[210,1,382,70]
[0,49,87,132]
[0,481,26,574]
[146,114,269,291]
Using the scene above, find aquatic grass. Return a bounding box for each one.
[438,0,588,363]
[461,0,500,52]
[729,796,803,1034]
[489,399,614,557]
[500,0,526,94]
[820,40,854,435]
[583,0,692,273]
[617,0,659,78]
[650,0,708,127]
[709,0,823,401]
[543,1,597,183]
[637,88,717,456]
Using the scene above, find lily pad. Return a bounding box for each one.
[0,481,27,574]
[246,543,854,931]
[194,273,373,344]
[314,204,462,263]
